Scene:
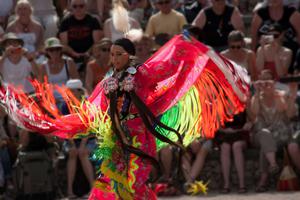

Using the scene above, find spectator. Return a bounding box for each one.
[86,0,105,22]
[183,0,207,23]
[128,0,148,25]
[40,37,79,109]
[58,0,102,73]
[145,0,187,37]
[182,139,212,193]
[0,0,16,28]
[221,30,257,80]
[256,24,292,80]
[62,0,107,22]
[250,69,298,192]
[0,32,40,152]
[6,0,44,55]
[192,0,244,52]
[0,108,14,193]
[251,0,300,66]
[0,32,40,92]
[62,79,96,199]
[156,146,180,196]
[103,0,141,42]
[85,38,112,94]
[215,111,251,194]
[134,34,153,63]
[27,0,59,39]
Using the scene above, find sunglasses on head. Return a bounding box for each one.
[157,0,170,5]
[48,47,62,52]
[230,45,241,49]
[72,4,85,9]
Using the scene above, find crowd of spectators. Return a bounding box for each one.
[0,0,300,199]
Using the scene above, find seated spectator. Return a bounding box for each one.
[62,79,96,199]
[145,0,187,38]
[0,0,15,28]
[128,0,148,25]
[221,30,257,80]
[59,0,102,74]
[40,37,79,109]
[86,0,105,22]
[0,32,40,150]
[0,108,14,192]
[134,34,153,63]
[251,0,300,69]
[0,32,40,92]
[182,139,212,194]
[104,0,141,42]
[63,0,107,23]
[155,146,181,196]
[6,0,44,55]
[250,69,298,192]
[256,24,292,80]
[215,111,251,194]
[85,38,112,94]
[183,0,207,24]
[192,0,244,52]
[27,0,59,39]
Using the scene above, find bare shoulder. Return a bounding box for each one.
[245,48,255,57]
[31,20,43,29]
[6,20,17,31]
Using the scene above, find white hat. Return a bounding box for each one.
[44,37,63,50]
[66,79,85,91]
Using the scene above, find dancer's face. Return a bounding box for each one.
[110,45,129,71]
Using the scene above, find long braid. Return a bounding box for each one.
[108,91,160,171]
[129,91,184,148]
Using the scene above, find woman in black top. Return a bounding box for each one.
[251,0,300,57]
[192,0,244,52]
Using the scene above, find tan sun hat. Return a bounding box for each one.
[44,37,63,50]
[1,32,24,47]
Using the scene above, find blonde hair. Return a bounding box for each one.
[15,0,33,15]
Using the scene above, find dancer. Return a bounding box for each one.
[0,34,249,199]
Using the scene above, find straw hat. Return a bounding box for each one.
[1,32,24,47]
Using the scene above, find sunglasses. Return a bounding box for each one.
[230,45,241,49]
[157,0,170,5]
[72,4,85,9]
[48,47,62,52]
[101,47,110,52]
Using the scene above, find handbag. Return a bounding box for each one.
[277,148,299,191]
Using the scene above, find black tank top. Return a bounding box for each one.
[257,6,296,44]
[257,5,298,73]
[202,5,235,49]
